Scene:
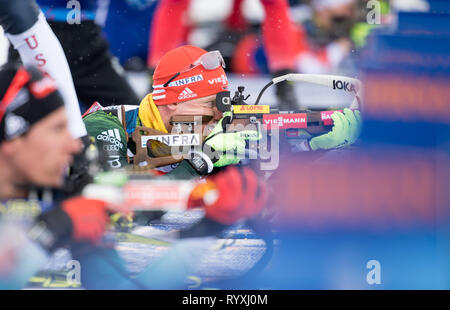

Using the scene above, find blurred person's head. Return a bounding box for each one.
[312,0,357,39]
[0,65,81,198]
[151,45,228,132]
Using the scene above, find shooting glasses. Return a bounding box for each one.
[163,50,225,87]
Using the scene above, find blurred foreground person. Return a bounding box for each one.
[0,65,267,289]
[0,0,111,196]
[0,64,98,289]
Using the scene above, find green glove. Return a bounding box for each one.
[309,108,362,151]
[203,112,261,167]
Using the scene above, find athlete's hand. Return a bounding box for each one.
[187,166,267,225]
[309,108,362,150]
[203,112,261,167]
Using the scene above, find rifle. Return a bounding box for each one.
[215,73,362,137]
[131,73,362,167]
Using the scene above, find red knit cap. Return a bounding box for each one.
[152,45,228,105]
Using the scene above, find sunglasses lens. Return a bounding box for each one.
[163,51,226,87]
[201,51,225,70]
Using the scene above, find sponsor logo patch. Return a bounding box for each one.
[332,80,357,93]
[320,110,341,126]
[234,105,270,114]
[263,113,307,129]
[141,134,200,147]
[96,129,124,149]
[103,145,120,152]
[239,131,260,139]
[178,87,197,100]
[208,74,228,86]
[107,155,122,169]
[169,74,203,87]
